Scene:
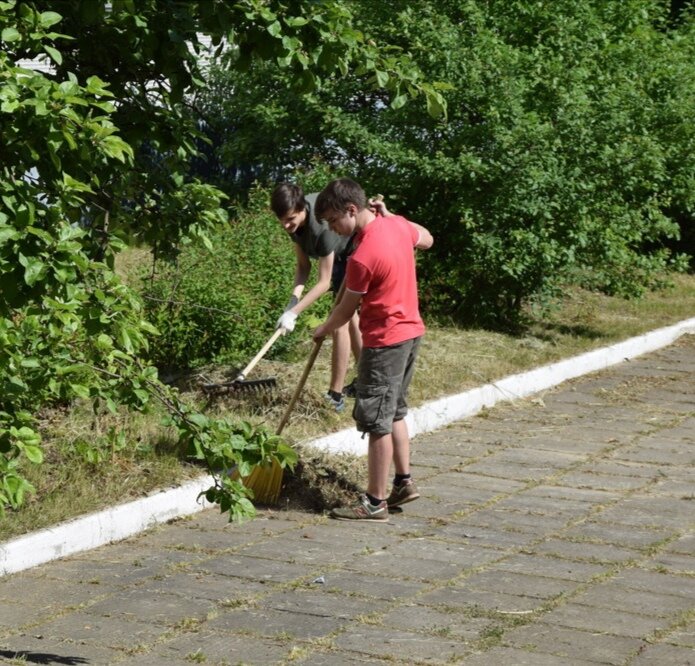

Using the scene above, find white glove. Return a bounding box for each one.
[277,310,298,332]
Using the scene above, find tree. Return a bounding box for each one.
[197,0,694,327]
[0,0,445,517]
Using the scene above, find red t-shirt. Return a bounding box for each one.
[345,215,425,347]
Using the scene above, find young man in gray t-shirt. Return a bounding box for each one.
[271,183,361,411]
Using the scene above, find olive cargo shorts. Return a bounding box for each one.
[353,336,422,435]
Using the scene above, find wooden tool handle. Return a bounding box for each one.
[276,338,324,435]
[236,327,285,381]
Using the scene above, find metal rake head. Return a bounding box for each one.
[201,376,277,395]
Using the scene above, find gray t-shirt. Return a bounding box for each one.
[291,192,350,260]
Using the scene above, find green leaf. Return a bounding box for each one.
[267,20,282,38]
[391,93,408,110]
[22,257,45,286]
[70,383,91,399]
[39,11,62,28]
[1,27,20,43]
[44,44,63,65]
[23,445,44,464]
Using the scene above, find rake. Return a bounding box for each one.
[201,328,284,394]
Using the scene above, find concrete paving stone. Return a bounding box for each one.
[664,533,695,555]
[0,634,122,665]
[651,477,695,498]
[292,650,394,665]
[191,553,316,585]
[400,497,482,520]
[457,460,562,483]
[0,602,51,633]
[561,521,674,549]
[261,588,390,620]
[122,629,291,665]
[426,473,528,499]
[121,522,248,553]
[538,603,674,639]
[379,603,491,641]
[509,434,614,455]
[611,568,695,599]
[393,538,507,571]
[491,447,586,469]
[205,604,347,640]
[595,497,695,530]
[301,520,400,551]
[637,394,695,413]
[635,553,695,575]
[459,645,603,665]
[579,459,668,479]
[36,551,188,587]
[82,585,216,627]
[0,576,104,625]
[411,452,483,470]
[342,550,463,583]
[668,625,695,648]
[530,538,642,564]
[524,484,622,504]
[417,585,547,613]
[460,569,579,600]
[333,626,471,664]
[436,522,539,550]
[492,493,598,518]
[571,581,694,617]
[629,643,695,665]
[30,609,168,648]
[464,508,573,534]
[412,485,498,509]
[232,532,365,567]
[502,622,645,665]
[557,471,656,492]
[322,570,427,600]
[383,537,495,567]
[141,570,271,604]
[611,445,695,467]
[493,552,610,582]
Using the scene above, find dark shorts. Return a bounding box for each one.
[353,337,422,435]
[330,253,347,295]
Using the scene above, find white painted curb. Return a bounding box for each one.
[0,476,214,577]
[2,316,694,576]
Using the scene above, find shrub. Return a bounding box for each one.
[141,181,333,370]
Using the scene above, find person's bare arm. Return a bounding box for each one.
[313,289,362,340]
[292,251,334,315]
[412,222,434,250]
[290,244,311,303]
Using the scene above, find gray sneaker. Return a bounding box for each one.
[386,479,420,508]
[324,392,345,413]
[330,494,389,521]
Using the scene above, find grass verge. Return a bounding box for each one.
[1,274,694,542]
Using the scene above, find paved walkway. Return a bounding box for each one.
[1,337,694,665]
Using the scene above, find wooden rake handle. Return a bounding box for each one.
[235,327,285,381]
[276,337,324,435]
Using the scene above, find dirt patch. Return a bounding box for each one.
[277,445,367,513]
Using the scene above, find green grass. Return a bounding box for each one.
[1,274,694,542]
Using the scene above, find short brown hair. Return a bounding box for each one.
[315,178,367,220]
[270,182,305,218]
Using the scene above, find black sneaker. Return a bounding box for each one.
[343,379,357,398]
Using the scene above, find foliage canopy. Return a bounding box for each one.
[0,0,443,518]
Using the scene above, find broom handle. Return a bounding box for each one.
[236,327,285,381]
[276,337,324,435]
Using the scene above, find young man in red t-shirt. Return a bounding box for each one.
[313,178,434,521]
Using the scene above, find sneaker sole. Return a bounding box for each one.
[387,492,420,509]
[330,514,389,522]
